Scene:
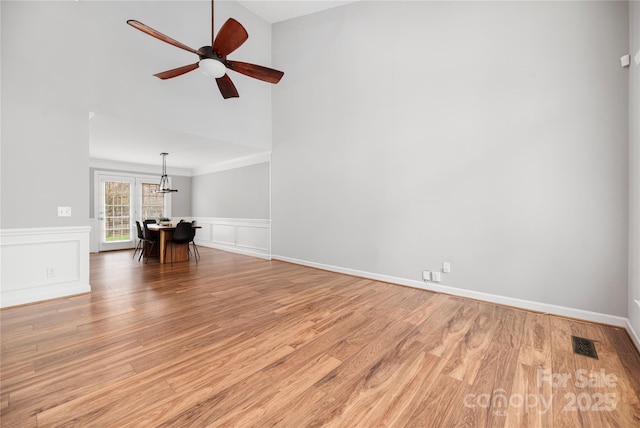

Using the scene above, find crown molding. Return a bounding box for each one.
[191,152,271,176]
[89,158,192,177]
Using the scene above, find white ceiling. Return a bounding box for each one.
[237,1,358,23]
[90,113,267,174]
[89,0,358,174]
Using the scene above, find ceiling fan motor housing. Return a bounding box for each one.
[198,46,227,66]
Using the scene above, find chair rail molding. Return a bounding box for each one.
[0,226,91,308]
[193,217,270,260]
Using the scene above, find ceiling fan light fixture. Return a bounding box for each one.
[199,58,226,78]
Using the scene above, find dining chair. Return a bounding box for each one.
[132,221,144,259]
[141,221,160,264]
[165,221,194,265]
[190,221,200,262]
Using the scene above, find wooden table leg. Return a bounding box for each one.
[159,230,172,263]
[158,229,189,263]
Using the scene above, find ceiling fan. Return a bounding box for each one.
[127,0,284,99]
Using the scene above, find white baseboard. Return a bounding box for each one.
[626,319,640,351]
[1,282,91,308]
[197,241,271,260]
[0,226,91,308]
[272,254,630,329]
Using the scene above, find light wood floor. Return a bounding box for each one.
[2,248,640,427]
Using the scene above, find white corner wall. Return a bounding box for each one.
[272,1,629,320]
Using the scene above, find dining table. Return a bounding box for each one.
[146,223,201,264]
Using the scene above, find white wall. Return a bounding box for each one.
[1,1,91,306]
[628,1,640,338]
[272,1,629,317]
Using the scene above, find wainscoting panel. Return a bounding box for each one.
[194,218,270,259]
[211,224,236,246]
[0,227,91,308]
[236,226,270,251]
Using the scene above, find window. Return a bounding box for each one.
[95,171,172,252]
[141,183,165,221]
[104,181,131,242]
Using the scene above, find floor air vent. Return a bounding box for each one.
[571,335,598,359]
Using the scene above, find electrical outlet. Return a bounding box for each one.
[431,271,442,282]
[442,262,451,273]
[422,270,431,281]
[46,267,56,278]
[57,207,72,217]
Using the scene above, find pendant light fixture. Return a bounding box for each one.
[155,152,178,193]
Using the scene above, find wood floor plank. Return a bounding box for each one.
[504,362,554,427]
[570,321,640,426]
[491,305,527,349]
[405,372,470,427]
[36,378,176,427]
[458,344,519,427]
[211,353,343,427]
[422,297,481,359]
[518,311,552,367]
[320,343,431,427]
[440,303,502,384]
[2,248,640,427]
[355,351,445,428]
[549,316,586,427]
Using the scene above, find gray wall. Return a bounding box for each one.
[169,175,192,217]
[1,1,89,229]
[192,162,269,219]
[628,1,640,334]
[272,1,629,316]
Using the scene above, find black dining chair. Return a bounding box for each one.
[132,221,145,259]
[165,221,195,265]
[190,221,200,262]
[143,219,159,241]
[141,221,160,264]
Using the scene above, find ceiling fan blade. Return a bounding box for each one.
[213,18,248,57]
[226,61,284,84]
[127,20,200,55]
[216,74,239,99]
[154,63,200,80]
